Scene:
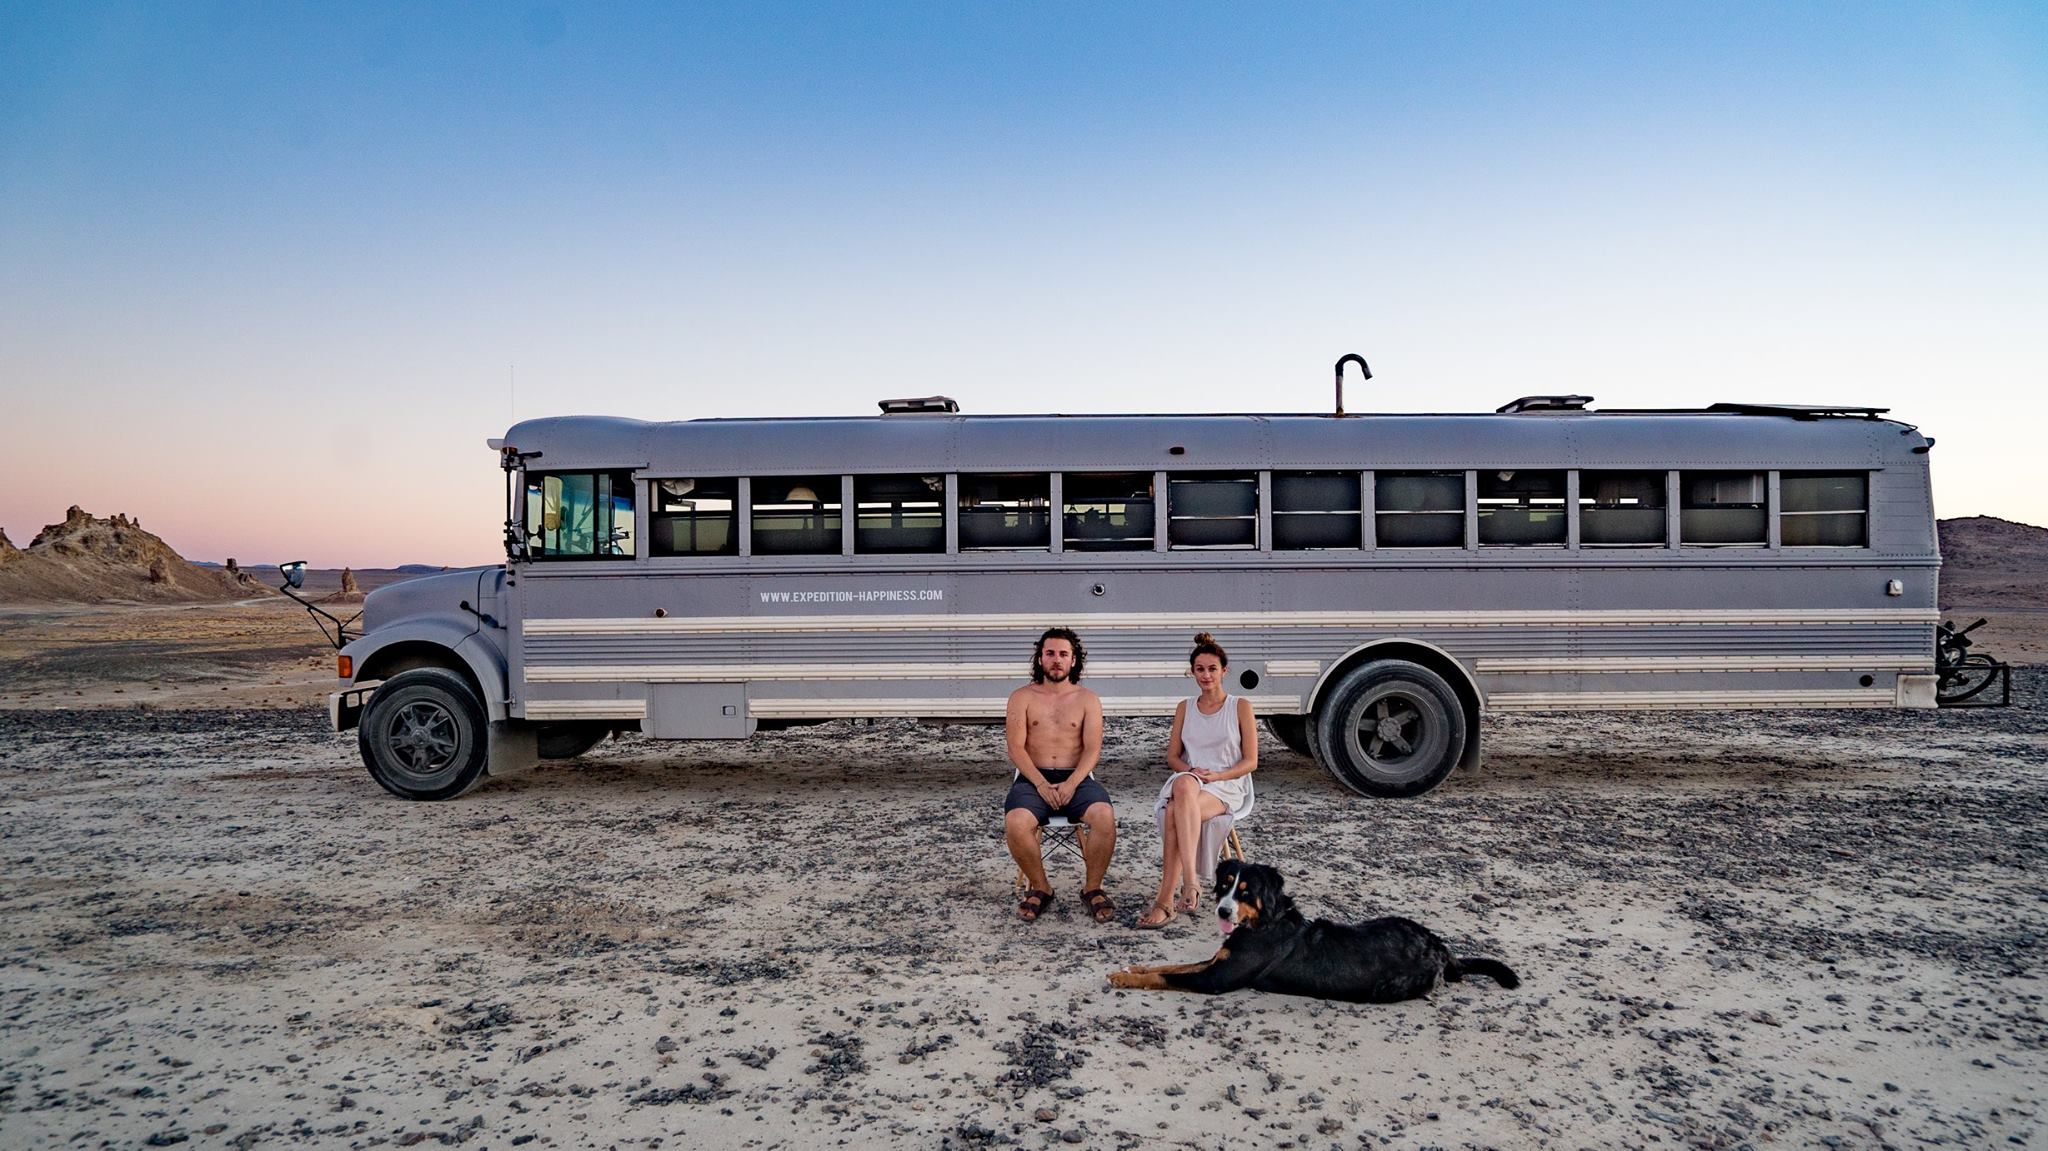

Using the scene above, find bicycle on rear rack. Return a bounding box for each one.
[1934,617,2011,707]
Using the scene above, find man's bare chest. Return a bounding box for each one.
[1027,700,1087,735]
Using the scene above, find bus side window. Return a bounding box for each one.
[651,478,737,556]
[1681,471,1766,546]
[1063,473,1155,551]
[1168,473,1257,549]
[855,475,945,554]
[960,474,1050,550]
[1375,472,1464,547]
[1273,471,1362,550]
[523,470,635,559]
[1478,470,1566,546]
[1780,472,1867,547]
[1580,471,1668,546]
[753,476,842,555]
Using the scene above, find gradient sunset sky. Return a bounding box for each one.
[2,3,2042,568]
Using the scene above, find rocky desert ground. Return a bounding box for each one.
[0,589,2043,1151]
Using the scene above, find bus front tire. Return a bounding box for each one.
[1311,660,1466,799]
[536,723,609,760]
[358,668,490,801]
[1263,715,1316,760]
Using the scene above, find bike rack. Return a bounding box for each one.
[1939,661,2011,708]
[1935,618,2012,708]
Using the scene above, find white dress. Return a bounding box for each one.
[1153,694,1255,822]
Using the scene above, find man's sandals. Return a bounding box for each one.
[1017,889,1116,923]
[1017,890,1054,922]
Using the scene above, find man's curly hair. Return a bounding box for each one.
[1030,626,1086,685]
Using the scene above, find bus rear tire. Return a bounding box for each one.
[536,723,609,760]
[1263,715,1316,760]
[1311,660,1466,799]
[358,668,489,801]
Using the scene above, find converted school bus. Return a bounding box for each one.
[328,395,1940,800]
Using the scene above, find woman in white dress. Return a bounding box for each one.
[1135,632,1257,929]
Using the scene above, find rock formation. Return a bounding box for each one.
[320,566,367,604]
[0,507,252,604]
[0,525,19,566]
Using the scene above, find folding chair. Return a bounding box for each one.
[1194,813,1249,881]
[1172,781,1253,888]
[1013,813,1093,890]
[1007,773,1114,890]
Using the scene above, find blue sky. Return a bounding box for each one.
[2,2,2042,566]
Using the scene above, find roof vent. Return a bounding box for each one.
[1705,402,1888,420]
[1497,395,1594,414]
[878,396,960,415]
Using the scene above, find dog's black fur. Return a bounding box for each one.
[1109,860,1518,1003]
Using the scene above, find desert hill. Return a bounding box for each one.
[1936,516,2048,611]
[0,507,259,604]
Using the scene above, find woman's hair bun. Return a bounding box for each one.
[1192,631,1215,645]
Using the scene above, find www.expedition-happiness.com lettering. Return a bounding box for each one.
[759,589,945,604]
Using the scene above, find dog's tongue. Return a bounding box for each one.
[1218,918,1234,937]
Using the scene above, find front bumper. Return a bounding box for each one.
[330,685,375,732]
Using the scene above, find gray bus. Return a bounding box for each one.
[318,394,1939,801]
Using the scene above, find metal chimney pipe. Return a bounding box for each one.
[1334,354,1371,417]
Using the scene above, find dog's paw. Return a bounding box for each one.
[1107,970,1139,989]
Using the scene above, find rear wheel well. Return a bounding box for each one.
[1309,641,1483,771]
[357,643,485,710]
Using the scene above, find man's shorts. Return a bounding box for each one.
[1006,770,1114,825]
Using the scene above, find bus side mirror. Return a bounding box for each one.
[280,561,307,590]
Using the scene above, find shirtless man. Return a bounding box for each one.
[1004,627,1117,923]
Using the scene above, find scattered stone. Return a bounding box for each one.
[633,1074,733,1106]
[996,1023,1087,1093]
[804,1032,867,1084]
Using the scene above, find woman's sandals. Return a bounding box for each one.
[1132,902,1177,930]
[1080,889,1117,924]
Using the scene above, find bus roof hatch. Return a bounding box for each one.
[1496,395,1594,414]
[879,396,961,415]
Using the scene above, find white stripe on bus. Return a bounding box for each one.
[741,696,1301,719]
[524,653,1933,684]
[519,696,1303,721]
[1486,688,1904,710]
[526,661,1193,683]
[1473,655,1933,674]
[522,607,1939,636]
[521,685,1909,721]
